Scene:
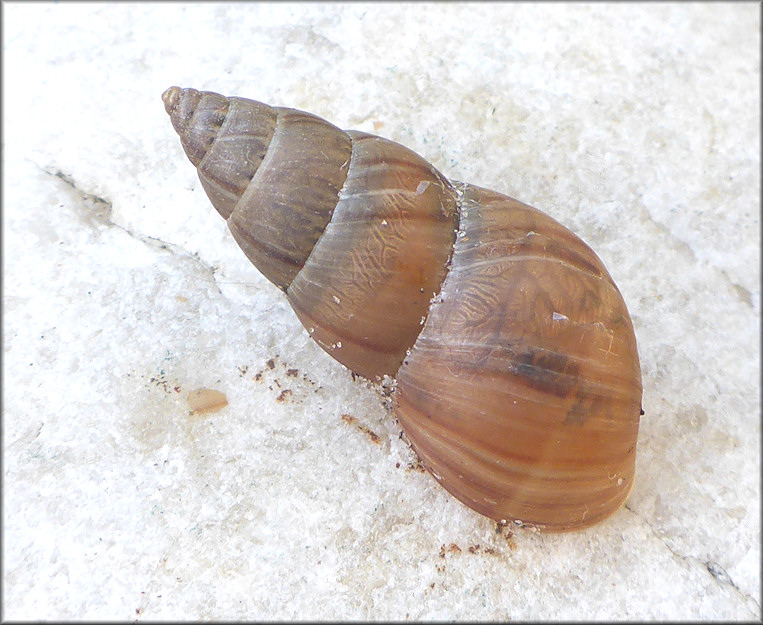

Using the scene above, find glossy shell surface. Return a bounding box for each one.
[163,86,642,531]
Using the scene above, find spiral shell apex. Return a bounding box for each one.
[162,86,643,531]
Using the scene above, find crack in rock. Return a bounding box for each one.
[41,165,222,295]
[624,504,760,615]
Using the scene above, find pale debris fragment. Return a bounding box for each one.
[187,388,228,415]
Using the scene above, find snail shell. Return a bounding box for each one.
[162,86,642,531]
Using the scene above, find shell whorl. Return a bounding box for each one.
[163,86,642,531]
[395,184,641,529]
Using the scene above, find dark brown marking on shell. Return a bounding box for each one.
[509,345,580,398]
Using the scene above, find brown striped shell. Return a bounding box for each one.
[162,86,643,531]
